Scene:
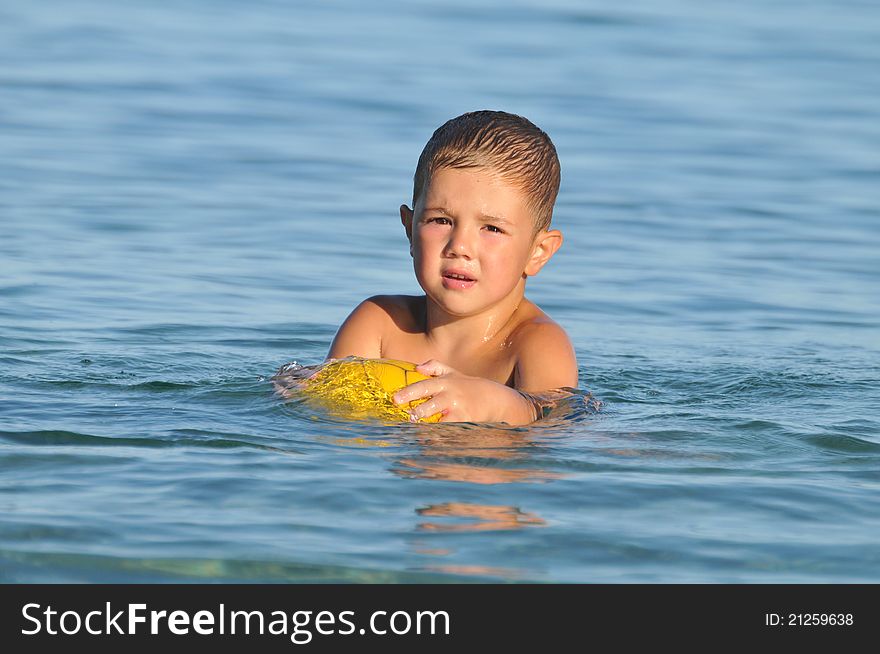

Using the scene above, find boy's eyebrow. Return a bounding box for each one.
[479,213,510,224]
[423,206,511,224]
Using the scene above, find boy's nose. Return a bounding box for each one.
[444,227,474,258]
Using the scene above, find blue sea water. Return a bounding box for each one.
[1,0,879,582]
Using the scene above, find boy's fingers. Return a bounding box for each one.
[416,359,455,377]
[393,378,440,404]
[410,396,444,422]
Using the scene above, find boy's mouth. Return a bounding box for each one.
[442,269,477,290]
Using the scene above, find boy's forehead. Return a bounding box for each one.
[421,167,529,212]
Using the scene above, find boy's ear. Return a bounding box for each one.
[400,204,414,255]
[524,229,563,276]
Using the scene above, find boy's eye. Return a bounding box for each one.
[485,225,504,234]
[427,216,451,225]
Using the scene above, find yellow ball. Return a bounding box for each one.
[302,357,442,423]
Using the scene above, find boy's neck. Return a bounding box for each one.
[422,281,527,355]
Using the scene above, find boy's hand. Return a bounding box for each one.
[392,360,537,425]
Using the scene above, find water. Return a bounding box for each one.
[2,0,879,582]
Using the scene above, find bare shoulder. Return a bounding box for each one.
[510,304,579,392]
[326,295,423,360]
[366,294,425,330]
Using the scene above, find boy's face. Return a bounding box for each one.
[401,166,559,318]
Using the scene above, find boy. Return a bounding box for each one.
[327,110,578,425]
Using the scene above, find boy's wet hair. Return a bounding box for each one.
[412,110,561,233]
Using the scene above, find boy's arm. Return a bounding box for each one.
[326,297,387,360]
[513,321,579,393]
